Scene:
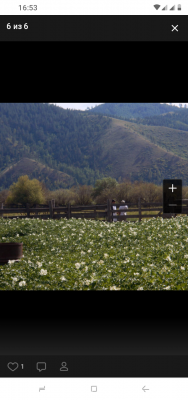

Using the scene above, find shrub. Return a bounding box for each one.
[5,175,46,206]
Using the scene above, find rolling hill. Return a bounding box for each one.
[97,118,188,184]
[0,157,75,191]
[131,108,188,132]
[88,103,179,119]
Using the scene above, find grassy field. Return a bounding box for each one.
[1,215,188,290]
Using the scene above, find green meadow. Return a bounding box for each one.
[1,216,188,290]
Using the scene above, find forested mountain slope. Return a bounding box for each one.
[1,103,188,190]
[88,103,179,119]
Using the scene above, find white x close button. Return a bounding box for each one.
[171,25,178,31]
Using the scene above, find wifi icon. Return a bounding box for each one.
[154,4,161,9]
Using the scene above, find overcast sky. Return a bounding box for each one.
[51,103,187,111]
[52,103,103,110]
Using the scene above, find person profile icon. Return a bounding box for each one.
[60,362,68,371]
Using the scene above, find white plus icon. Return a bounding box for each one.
[168,184,177,192]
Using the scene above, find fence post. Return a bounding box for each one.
[107,199,112,223]
[67,202,71,219]
[35,204,38,216]
[26,203,30,218]
[0,202,3,218]
[48,200,53,219]
[94,205,97,220]
[52,199,55,219]
[138,197,141,222]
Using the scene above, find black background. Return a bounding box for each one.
[0,292,185,357]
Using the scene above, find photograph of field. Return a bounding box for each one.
[1,102,188,290]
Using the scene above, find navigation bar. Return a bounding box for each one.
[1,356,188,377]
[0,16,188,41]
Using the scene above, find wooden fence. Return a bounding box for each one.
[0,199,188,222]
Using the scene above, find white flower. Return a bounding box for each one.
[134,273,139,276]
[104,254,109,258]
[75,263,81,269]
[181,267,185,270]
[19,281,26,287]
[40,269,47,275]
[16,234,19,237]
[12,277,18,282]
[137,287,144,290]
[60,276,67,281]
[110,286,121,290]
[142,267,147,272]
[81,251,85,255]
[88,249,91,253]
[8,260,16,264]
[166,256,171,262]
[164,286,171,290]
[184,255,188,258]
[98,260,104,264]
[84,280,91,286]
[36,261,43,267]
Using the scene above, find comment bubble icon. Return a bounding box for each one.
[36,362,46,372]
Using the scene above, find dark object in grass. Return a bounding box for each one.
[0,243,23,264]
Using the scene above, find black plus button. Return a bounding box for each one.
[163,179,182,214]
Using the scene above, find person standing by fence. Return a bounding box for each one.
[118,200,128,221]
[111,199,117,222]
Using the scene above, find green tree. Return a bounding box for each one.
[5,175,46,206]
[91,177,118,199]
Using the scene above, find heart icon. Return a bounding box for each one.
[7,362,19,371]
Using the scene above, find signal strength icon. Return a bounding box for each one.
[162,5,168,9]
[154,4,161,9]
[170,5,175,9]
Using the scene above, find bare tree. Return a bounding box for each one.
[73,185,94,205]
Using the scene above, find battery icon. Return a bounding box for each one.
[177,4,181,10]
